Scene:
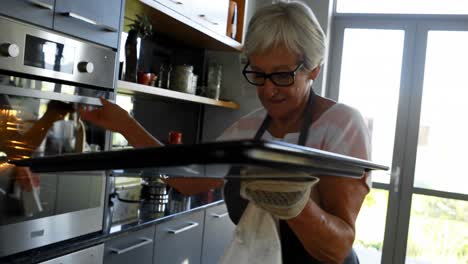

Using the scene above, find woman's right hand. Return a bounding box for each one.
[79,97,132,134]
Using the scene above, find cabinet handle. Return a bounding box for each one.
[109,238,153,255]
[168,0,184,5]
[63,12,118,32]
[167,221,199,235]
[211,212,229,218]
[28,0,53,10]
[198,15,219,26]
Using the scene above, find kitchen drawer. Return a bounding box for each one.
[154,0,193,19]
[41,244,104,264]
[54,0,122,48]
[153,210,204,264]
[0,0,54,28]
[201,203,235,264]
[104,227,155,264]
[192,0,229,37]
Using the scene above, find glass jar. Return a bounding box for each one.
[170,65,194,94]
[207,64,222,100]
[157,64,171,89]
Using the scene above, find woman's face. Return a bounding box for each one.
[249,45,316,120]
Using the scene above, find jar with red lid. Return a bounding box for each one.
[168,131,182,145]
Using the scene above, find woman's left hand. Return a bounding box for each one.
[240,178,319,219]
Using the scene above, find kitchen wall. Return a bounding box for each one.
[202,0,334,141]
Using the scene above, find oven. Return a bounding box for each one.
[0,15,116,257]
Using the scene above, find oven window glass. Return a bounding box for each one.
[0,95,105,226]
[24,35,75,74]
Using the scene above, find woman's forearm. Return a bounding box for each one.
[287,199,355,264]
[119,119,223,195]
[120,118,164,148]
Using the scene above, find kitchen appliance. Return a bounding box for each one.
[0,15,116,89]
[0,78,109,258]
[13,140,389,180]
[108,176,142,224]
[139,174,169,217]
[109,172,169,224]
[0,14,116,257]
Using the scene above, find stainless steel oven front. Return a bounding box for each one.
[0,76,110,257]
[0,15,116,89]
[0,14,116,257]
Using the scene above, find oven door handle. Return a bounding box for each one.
[109,238,153,255]
[63,12,118,32]
[28,0,54,10]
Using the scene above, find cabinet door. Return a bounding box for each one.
[154,0,193,19]
[201,203,235,264]
[0,0,54,28]
[192,0,229,37]
[153,210,204,264]
[54,0,122,48]
[104,227,155,264]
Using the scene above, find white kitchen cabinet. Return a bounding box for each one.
[153,0,194,19]
[153,210,205,264]
[0,0,55,28]
[191,0,230,37]
[201,203,235,264]
[104,227,155,264]
[134,0,244,51]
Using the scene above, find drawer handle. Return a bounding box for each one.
[63,12,118,32]
[109,238,153,255]
[28,0,53,10]
[211,212,229,218]
[169,0,184,5]
[167,222,199,235]
[198,14,219,25]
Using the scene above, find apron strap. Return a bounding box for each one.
[254,88,316,146]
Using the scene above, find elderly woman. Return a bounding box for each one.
[80,2,370,263]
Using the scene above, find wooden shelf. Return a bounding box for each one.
[125,0,244,52]
[117,80,240,109]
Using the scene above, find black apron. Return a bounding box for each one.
[224,90,360,264]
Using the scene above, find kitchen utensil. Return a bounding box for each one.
[44,118,87,155]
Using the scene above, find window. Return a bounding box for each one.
[337,0,468,15]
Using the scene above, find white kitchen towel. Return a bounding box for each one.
[11,167,43,217]
[219,202,282,264]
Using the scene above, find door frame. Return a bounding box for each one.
[326,13,468,264]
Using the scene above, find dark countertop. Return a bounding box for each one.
[0,190,225,264]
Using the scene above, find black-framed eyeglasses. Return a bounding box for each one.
[242,62,304,87]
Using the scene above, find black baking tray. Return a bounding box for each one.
[9,140,388,179]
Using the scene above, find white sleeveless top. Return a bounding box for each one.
[217,103,372,189]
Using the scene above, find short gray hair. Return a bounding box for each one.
[244,1,326,70]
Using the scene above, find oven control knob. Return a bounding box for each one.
[78,62,94,73]
[0,43,20,58]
